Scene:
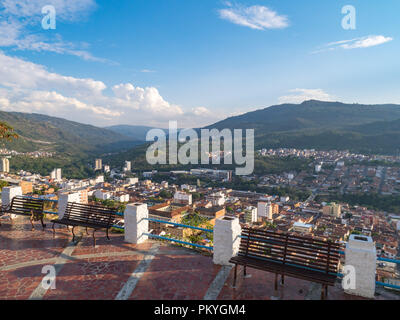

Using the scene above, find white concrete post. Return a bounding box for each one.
[124,203,149,244]
[2,186,22,218]
[344,234,376,299]
[213,216,242,266]
[57,192,80,219]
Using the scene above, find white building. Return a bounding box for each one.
[244,206,258,224]
[126,177,139,185]
[280,196,290,203]
[161,181,169,188]
[94,175,104,184]
[95,159,102,171]
[50,168,62,182]
[143,171,157,178]
[113,193,130,202]
[207,192,226,206]
[94,190,112,200]
[315,164,322,173]
[58,188,88,205]
[173,191,192,205]
[181,184,196,192]
[123,161,132,172]
[104,165,110,173]
[257,202,273,220]
[0,158,10,173]
[292,222,313,234]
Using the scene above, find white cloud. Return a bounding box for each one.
[0,0,109,62]
[278,89,335,104]
[0,51,220,127]
[1,0,96,21]
[192,106,211,116]
[218,4,289,30]
[314,35,393,53]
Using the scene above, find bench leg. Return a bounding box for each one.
[275,273,278,291]
[281,274,285,285]
[106,228,111,241]
[243,266,247,277]
[72,226,76,242]
[40,216,46,230]
[233,264,238,288]
[86,227,89,235]
[92,230,96,247]
[29,216,35,230]
[52,223,56,237]
[321,285,325,300]
[325,285,328,298]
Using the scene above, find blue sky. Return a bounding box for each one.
[0,0,398,128]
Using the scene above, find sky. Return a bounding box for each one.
[0,0,398,128]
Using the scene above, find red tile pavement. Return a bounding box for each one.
[0,264,48,300]
[43,254,144,300]
[218,266,312,300]
[128,246,221,300]
[0,217,71,268]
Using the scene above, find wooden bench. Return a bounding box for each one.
[229,227,341,300]
[51,202,117,246]
[0,196,46,230]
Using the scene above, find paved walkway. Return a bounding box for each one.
[0,217,399,300]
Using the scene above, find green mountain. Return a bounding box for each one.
[209,100,400,132]
[206,100,400,155]
[106,125,184,141]
[0,111,140,157]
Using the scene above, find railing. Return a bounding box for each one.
[144,217,214,251]
[21,196,214,250]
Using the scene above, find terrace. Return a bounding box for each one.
[0,216,399,300]
[0,193,399,300]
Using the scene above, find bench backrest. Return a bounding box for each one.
[240,227,341,275]
[10,196,44,216]
[64,202,116,228]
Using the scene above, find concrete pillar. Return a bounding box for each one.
[213,216,242,266]
[58,192,81,219]
[124,203,149,244]
[345,234,376,299]
[2,186,22,218]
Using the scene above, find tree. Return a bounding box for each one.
[0,122,18,141]
[159,190,172,199]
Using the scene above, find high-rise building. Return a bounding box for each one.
[124,161,132,172]
[257,202,273,220]
[0,158,10,173]
[95,159,102,171]
[104,165,110,173]
[50,168,62,181]
[323,203,342,218]
[244,206,258,224]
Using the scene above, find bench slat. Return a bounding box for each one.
[231,227,341,289]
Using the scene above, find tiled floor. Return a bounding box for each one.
[0,216,399,300]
